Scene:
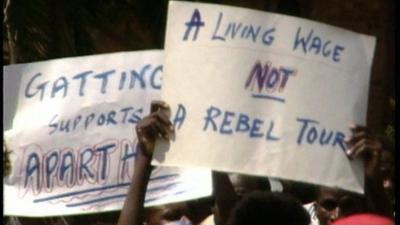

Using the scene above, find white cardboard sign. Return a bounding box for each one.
[154,1,376,193]
[3,50,212,217]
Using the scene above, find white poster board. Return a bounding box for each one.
[3,50,212,217]
[154,1,376,193]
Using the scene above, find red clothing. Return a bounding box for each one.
[332,213,394,225]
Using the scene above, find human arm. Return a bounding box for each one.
[345,125,393,217]
[117,101,173,225]
[212,172,239,225]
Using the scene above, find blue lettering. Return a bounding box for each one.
[220,111,235,134]
[183,9,205,41]
[73,71,93,96]
[333,45,345,62]
[309,36,322,54]
[96,143,116,180]
[121,143,137,162]
[296,118,319,145]
[48,114,58,135]
[24,73,48,100]
[293,27,313,53]
[297,118,346,151]
[211,13,275,46]
[45,151,59,189]
[306,127,318,143]
[294,27,345,63]
[84,113,96,129]
[266,121,280,141]
[150,65,162,89]
[333,132,346,151]
[51,76,68,98]
[245,25,260,42]
[97,114,106,126]
[319,129,333,145]
[73,115,82,130]
[79,148,95,180]
[60,120,70,133]
[120,107,133,124]
[261,28,275,45]
[322,41,332,57]
[130,65,150,89]
[119,142,137,181]
[240,25,249,38]
[24,152,41,190]
[236,114,251,132]
[203,106,221,131]
[212,12,226,41]
[106,111,117,125]
[250,119,264,138]
[128,108,143,124]
[60,151,75,186]
[94,70,115,94]
[226,23,242,39]
[118,72,127,90]
[173,104,187,130]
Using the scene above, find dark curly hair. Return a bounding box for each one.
[228,192,310,225]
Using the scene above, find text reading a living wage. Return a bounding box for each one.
[182,8,346,63]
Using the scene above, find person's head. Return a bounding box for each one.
[227,192,310,225]
[228,174,271,198]
[145,206,166,225]
[280,179,318,204]
[185,197,213,224]
[145,203,190,225]
[212,174,272,225]
[315,187,366,225]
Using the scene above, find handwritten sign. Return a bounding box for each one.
[3,50,212,217]
[154,1,376,193]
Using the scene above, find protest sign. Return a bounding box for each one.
[3,50,212,217]
[154,1,376,193]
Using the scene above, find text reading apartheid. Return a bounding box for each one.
[21,139,139,196]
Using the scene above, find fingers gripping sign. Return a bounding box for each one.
[344,125,394,216]
[345,125,382,177]
[136,101,174,157]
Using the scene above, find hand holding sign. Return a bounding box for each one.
[137,101,175,157]
[118,101,176,225]
[344,125,393,217]
[345,125,382,177]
